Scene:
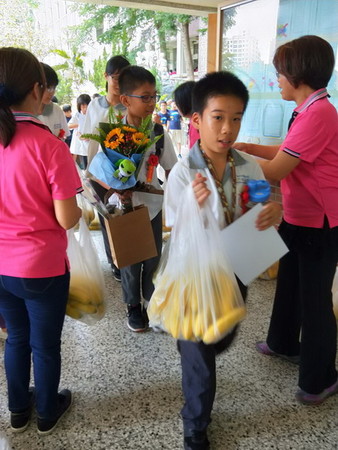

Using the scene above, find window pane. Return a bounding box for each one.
[221,0,338,145]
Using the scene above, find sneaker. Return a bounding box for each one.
[37,389,72,436]
[112,267,121,282]
[184,430,210,450]
[127,304,147,332]
[295,380,338,406]
[11,387,35,433]
[256,341,300,364]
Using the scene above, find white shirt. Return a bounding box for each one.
[165,142,264,228]
[37,102,70,138]
[69,111,87,156]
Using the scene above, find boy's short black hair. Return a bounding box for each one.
[62,104,71,113]
[105,55,130,75]
[192,71,249,116]
[119,65,156,95]
[174,81,196,117]
[41,62,59,88]
[76,94,91,112]
[273,35,334,90]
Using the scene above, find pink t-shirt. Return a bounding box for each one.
[188,122,200,149]
[281,89,338,228]
[0,114,82,278]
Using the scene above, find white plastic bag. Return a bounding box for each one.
[148,184,246,344]
[66,218,106,325]
[332,267,338,319]
[0,436,11,450]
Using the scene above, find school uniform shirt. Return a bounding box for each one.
[168,109,181,130]
[165,141,264,229]
[280,88,338,228]
[37,102,70,138]
[82,96,126,170]
[121,117,177,220]
[158,112,170,126]
[0,113,82,278]
[69,111,87,156]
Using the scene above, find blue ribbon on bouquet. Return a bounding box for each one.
[89,149,143,190]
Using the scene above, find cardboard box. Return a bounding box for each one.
[104,206,157,268]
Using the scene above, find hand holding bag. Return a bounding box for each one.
[148,184,246,344]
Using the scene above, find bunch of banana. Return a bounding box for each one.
[66,276,105,320]
[148,269,246,344]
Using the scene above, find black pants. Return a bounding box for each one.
[178,279,247,435]
[267,219,338,394]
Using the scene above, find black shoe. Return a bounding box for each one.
[37,389,72,436]
[10,387,35,433]
[127,304,147,332]
[112,267,121,282]
[184,431,210,450]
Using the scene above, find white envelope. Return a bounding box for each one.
[220,203,288,285]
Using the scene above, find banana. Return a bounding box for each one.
[150,269,246,343]
[66,304,82,320]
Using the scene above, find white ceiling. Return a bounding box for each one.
[70,0,235,17]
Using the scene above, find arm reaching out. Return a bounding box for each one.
[255,202,282,231]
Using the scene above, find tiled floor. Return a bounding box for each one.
[0,230,337,450]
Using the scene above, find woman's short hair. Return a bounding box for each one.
[273,35,335,90]
[41,63,59,88]
[105,55,130,76]
[76,94,91,112]
[174,81,196,117]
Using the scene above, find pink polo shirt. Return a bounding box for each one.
[281,89,338,228]
[0,113,82,278]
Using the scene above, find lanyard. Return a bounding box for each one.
[200,146,237,225]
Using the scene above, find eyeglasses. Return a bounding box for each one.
[109,74,119,81]
[126,94,160,104]
[46,86,56,93]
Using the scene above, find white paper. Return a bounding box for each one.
[220,203,288,285]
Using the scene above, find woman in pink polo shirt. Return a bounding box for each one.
[236,35,338,405]
[0,48,82,434]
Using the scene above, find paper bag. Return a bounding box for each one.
[104,206,157,268]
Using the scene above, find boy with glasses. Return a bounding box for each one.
[118,65,177,332]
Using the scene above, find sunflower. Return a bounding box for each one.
[104,128,125,149]
[132,132,150,146]
[122,125,137,133]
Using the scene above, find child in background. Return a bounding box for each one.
[82,55,130,282]
[164,71,281,450]
[168,101,182,158]
[69,94,91,169]
[157,100,170,130]
[37,64,70,141]
[174,81,199,149]
[118,65,177,332]
[62,104,73,147]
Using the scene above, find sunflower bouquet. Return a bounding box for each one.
[83,108,161,191]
